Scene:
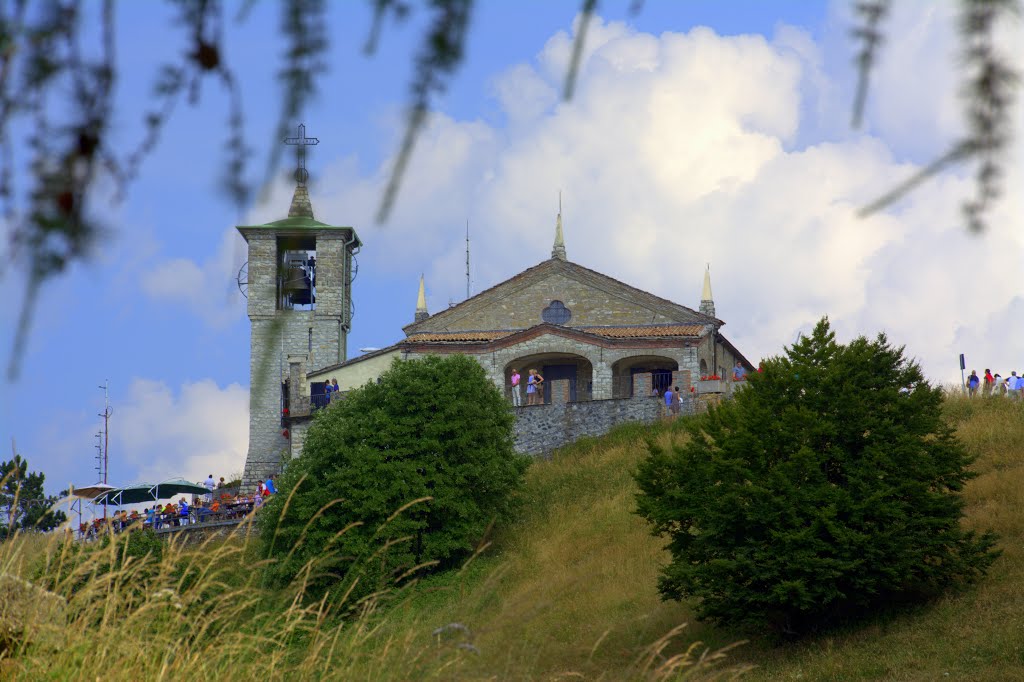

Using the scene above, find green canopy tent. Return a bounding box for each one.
[91,479,211,506]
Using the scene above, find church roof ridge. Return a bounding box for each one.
[403,257,720,334]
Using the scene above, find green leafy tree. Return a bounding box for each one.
[0,454,67,536]
[635,318,999,636]
[259,354,529,601]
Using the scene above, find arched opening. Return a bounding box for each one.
[611,355,679,398]
[504,353,594,404]
[699,359,709,377]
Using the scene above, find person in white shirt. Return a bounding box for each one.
[204,474,216,501]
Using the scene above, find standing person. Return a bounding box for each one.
[323,379,334,404]
[967,370,980,397]
[992,374,1003,396]
[1011,372,1022,401]
[217,476,226,489]
[983,369,994,397]
[204,474,216,501]
[510,368,522,407]
[264,475,277,496]
[331,378,340,398]
[663,385,674,417]
[671,386,682,416]
[527,369,544,406]
[732,362,747,381]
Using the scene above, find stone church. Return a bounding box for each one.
[239,177,751,489]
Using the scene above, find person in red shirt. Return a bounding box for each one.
[983,369,994,397]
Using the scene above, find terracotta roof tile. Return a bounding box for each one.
[405,330,515,343]
[580,325,705,338]
[405,324,704,344]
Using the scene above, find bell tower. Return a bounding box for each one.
[237,125,360,491]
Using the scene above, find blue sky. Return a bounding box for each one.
[0,1,1021,500]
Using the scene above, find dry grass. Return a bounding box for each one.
[6,397,1021,680]
[0,520,471,681]
[362,421,747,680]
[357,398,1024,681]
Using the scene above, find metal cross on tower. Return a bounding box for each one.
[283,123,319,186]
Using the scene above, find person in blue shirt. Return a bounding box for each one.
[967,370,980,397]
[264,476,277,495]
[663,386,673,417]
[732,362,747,381]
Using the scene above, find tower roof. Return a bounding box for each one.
[551,198,566,261]
[701,265,713,302]
[414,274,429,322]
[288,184,314,219]
[236,183,360,243]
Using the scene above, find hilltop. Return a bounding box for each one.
[3,395,1022,680]
[358,395,1024,680]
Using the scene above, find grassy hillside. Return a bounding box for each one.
[357,396,1024,680]
[3,396,1022,680]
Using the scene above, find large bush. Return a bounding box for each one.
[635,318,998,635]
[260,355,529,601]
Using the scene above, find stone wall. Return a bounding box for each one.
[439,271,683,331]
[406,334,702,402]
[697,334,743,379]
[242,229,355,493]
[513,375,697,457]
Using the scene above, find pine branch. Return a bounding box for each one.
[376,0,474,223]
[849,0,891,128]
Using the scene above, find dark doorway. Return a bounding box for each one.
[542,364,577,403]
[310,381,327,410]
[629,367,673,397]
[651,370,673,396]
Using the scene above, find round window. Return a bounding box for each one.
[542,300,572,325]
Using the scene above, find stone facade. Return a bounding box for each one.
[273,251,751,473]
[283,374,699,461]
[514,376,697,456]
[696,333,744,379]
[407,259,708,334]
[238,193,359,492]
[403,331,700,401]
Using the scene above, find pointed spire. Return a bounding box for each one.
[288,184,315,219]
[414,274,429,323]
[699,264,716,318]
[551,191,567,260]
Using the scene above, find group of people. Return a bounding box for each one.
[509,368,545,406]
[324,378,340,398]
[661,385,687,416]
[967,369,1024,399]
[78,475,278,540]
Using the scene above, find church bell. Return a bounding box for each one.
[281,255,314,306]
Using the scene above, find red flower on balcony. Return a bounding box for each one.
[282,429,290,439]
[282,407,289,415]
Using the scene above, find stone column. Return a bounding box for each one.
[551,379,570,404]
[288,356,310,417]
[632,372,651,398]
[670,370,692,392]
[592,360,613,400]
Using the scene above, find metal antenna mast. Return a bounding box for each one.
[98,381,112,519]
[465,220,471,300]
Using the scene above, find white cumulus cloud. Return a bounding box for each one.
[113,378,248,484]
[139,227,247,327]
[298,12,1022,385]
